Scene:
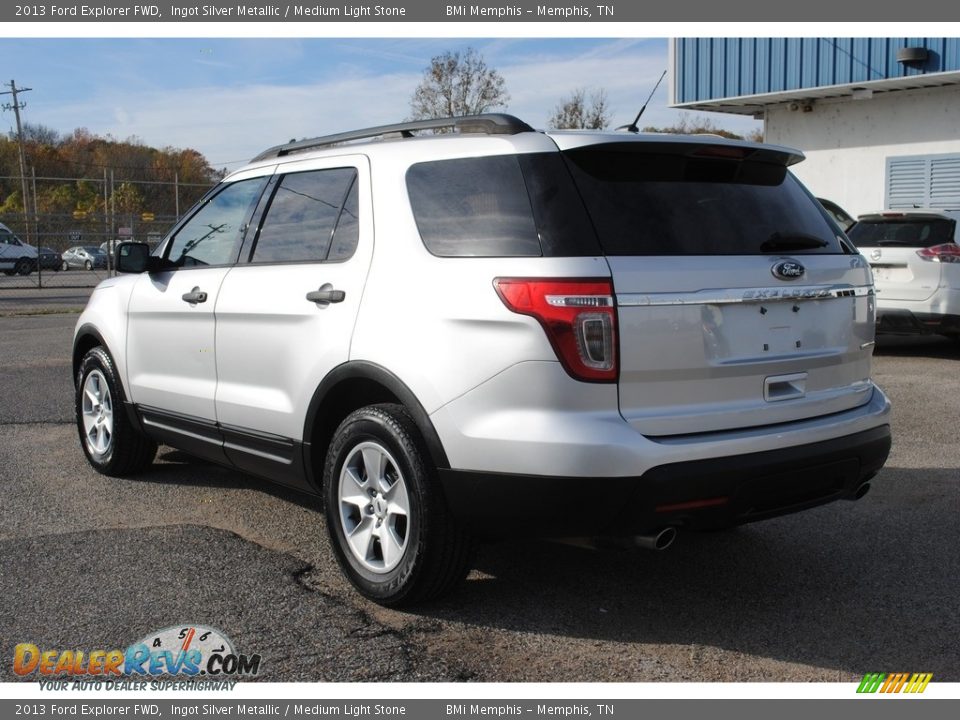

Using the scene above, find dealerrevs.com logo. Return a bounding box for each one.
[13,624,261,685]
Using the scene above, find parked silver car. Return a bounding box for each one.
[62,246,108,271]
[73,114,891,605]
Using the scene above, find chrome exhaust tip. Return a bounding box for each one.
[633,527,677,551]
[852,481,872,500]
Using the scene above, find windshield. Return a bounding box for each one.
[562,146,843,256]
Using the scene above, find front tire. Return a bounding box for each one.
[76,346,157,477]
[84,259,93,270]
[15,257,32,276]
[323,404,473,606]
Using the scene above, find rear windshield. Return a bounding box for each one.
[847,218,956,248]
[563,145,844,256]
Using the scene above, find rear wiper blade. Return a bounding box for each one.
[760,232,829,252]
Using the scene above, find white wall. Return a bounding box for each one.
[764,84,960,218]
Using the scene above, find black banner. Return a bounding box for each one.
[4,0,960,22]
[1,699,959,720]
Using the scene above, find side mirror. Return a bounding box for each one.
[115,242,151,273]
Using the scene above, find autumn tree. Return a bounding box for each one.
[410,47,509,120]
[0,127,222,245]
[548,88,611,130]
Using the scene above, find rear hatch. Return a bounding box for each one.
[557,138,875,437]
[847,213,957,301]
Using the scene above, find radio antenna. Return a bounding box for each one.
[619,69,667,133]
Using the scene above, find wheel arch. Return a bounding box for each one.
[73,324,111,381]
[302,361,450,492]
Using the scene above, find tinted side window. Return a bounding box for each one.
[406,155,541,257]
[167,178,266,267]
[253,168,358,263]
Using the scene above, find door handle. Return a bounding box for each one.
[306,283,346,306]
[181,287,208,304]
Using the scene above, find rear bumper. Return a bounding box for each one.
[876,287,960,336]
[877,309,960,336]
[439,425,891,538]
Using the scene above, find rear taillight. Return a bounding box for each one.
[494,278,618,383]
[916,244,960,263]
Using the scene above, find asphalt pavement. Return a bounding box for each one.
[0,314,957,683]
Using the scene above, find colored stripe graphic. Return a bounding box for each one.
[857,673,885,693]
[857,672,932,694]
[905,674,933,694]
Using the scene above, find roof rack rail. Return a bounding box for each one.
[252,113,534,162]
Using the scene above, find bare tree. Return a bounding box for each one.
[410,47,509,120]
[548,89,611,130]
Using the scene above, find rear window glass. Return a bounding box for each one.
[406,155,541,257]
[847,218,956,248]
[563,146,844,256]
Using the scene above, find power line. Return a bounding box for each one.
[1,79,33,243]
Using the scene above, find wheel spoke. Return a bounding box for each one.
[380,524,404,568]
[361,447,386,484]
[344,465,366,492]
[82,411,97,435]
[346,516,375,562]
[385,481,410,517]
[84,388,98,407]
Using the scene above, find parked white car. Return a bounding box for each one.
[0,223,38,276]
[73,114,892,605]
[847,210,960,339]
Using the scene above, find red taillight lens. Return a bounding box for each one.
[494,278,618,383]
[916,243,960,263]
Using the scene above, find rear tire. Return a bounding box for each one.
[76,346,157,477]
[323,403,474,606]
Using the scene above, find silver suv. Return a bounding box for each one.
[73,115,892,606]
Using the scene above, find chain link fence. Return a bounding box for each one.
[1,174,214,315]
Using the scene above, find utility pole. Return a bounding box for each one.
[1,79,33,246]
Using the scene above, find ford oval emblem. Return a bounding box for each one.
[772,260,805,281]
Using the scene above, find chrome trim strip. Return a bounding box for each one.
[617,285,874,307]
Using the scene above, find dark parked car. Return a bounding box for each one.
[38,247,63,271]
[818,198,857,232]
[62,246,108,271]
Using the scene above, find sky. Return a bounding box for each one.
[1,38,760,171]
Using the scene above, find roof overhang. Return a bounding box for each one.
[672,71,960,116]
